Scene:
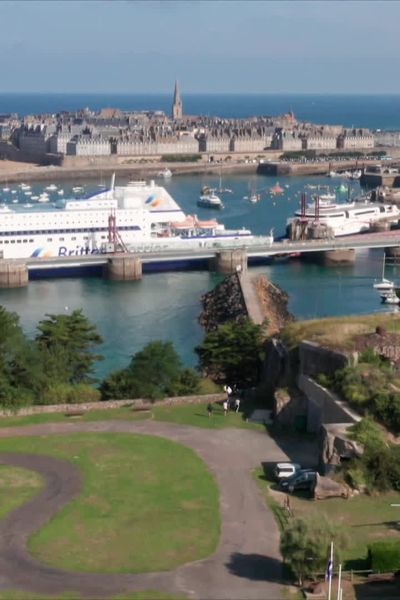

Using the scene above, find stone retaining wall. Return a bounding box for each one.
[0,393,225,418]
[298,374,360,433]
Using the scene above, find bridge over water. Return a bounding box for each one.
[1,230,400,287]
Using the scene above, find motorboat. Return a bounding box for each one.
[157,168,172,179]
[45,184,58,191]
[270,182,284,194]
[350,170,362,180]
[328,171,338,177]
[2,187,10,192]
[373,253,395,292]
[381,290,400,304]
[72,186,84,193]
[57,189,64,195]
[197,190,224,209]
[248,193,261,203]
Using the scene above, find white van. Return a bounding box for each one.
[273,462,301,480]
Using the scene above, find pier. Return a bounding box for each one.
[1,230,400,287]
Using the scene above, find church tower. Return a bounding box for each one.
[172,80,183,120]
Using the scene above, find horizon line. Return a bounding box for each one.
[2,91,400,96]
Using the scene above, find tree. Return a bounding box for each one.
[280,516,345,586]
[36,309,103,384]
[195,318,265,387]
[100,341,199,401]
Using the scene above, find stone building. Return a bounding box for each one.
[303,135,337,151]
[66,136,111,156]
[337,128,374,150]
[272,129,303,151]
[374,130,400,147]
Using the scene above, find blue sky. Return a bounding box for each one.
[1,0,400,93]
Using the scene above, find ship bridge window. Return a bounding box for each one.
[47,238,53,242]
[353,210,376,216]
[59,238,64,241]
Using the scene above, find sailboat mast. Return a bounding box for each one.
[383,252,386,280]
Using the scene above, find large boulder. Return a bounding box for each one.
[313,473,350,500]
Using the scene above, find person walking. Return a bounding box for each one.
[235,397,240,413]
[207,403,213,418]
[223,399,228,416]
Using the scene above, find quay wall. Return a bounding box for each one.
[0,393,226,418]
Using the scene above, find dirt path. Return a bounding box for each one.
[0,420,314,599]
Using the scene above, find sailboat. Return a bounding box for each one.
[373,253,395,292]
[216,169,232,193]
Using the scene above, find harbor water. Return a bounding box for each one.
[0,172,399,380]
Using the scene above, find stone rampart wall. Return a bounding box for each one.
[0,393,225,418]
[298,374,360,433]
[299,340,352,378]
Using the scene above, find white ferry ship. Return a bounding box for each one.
[287,196,400,237]
[0,176,252,260]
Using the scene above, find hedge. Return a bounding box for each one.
[368,540,400,572]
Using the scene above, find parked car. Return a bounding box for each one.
[279,470,317,493]
[273,462,301,481]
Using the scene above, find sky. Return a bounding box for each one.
[1,0,400,94]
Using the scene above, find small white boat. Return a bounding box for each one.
[31,195,39,201]
[197,190,224,209]
[350,170,362,180]
[249,193,261,204]
[72,186,84,193]
[2,187,10,192]
[11,190,17,194]
[23,203,33,208]
[11,198,18,204]
[157,168,172,179]
[38,196,50,203]
[328,171,338,177]
[45,184,58,191]
[381,290,399,304]
[57,189,64,195]
[24,191,32,196]
[373,253,395,292]
[20,184,31,190]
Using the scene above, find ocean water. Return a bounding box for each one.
[1,93,400,129]
[0,173,398,379]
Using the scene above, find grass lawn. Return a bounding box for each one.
[0,592,186,600]
[0,464,42,518]
[0,433,220,573]
[0,402,264,431]
[254,467,400,570]
[282,313,400,351]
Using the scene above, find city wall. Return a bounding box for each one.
[0,392,226,418]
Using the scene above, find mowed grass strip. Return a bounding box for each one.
[0,464,42,518]
[0,401,263,430]
[0,433,220,573]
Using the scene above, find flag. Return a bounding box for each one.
[325,556,333,582]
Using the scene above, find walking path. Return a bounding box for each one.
[0,420,315,599]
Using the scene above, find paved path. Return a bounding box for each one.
[0,420,316,599]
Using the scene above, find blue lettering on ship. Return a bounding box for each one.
[58,246,105,256]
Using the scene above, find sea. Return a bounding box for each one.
[0,93,399,380]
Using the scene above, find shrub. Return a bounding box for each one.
[368,540,400,572]
[66,384,101,404]
[40,383,100,405]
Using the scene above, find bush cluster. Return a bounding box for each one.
[368,540,400,572]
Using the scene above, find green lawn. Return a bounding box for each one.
[0,433,220,573]
[0,464,42,518]
[0,401,263,431]
[254,467,400,569]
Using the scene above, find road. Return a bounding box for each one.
[0,420,316,599]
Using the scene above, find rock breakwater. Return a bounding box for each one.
[198,273,293,334]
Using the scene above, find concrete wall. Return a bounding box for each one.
[298,374,360,433]
[299,340,352,378]
[0,392,225,418]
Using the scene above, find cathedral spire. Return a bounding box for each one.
[172,80,183,120]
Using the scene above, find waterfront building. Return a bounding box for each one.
[116,140,157,156]
[337,129,374,150]
[374,130,400,147]
[66,136,111,156]
[172,80,183,121]
[303,135,337,151]
[272,128,303,151]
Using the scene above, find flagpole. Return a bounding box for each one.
[336,563,342,600]
[328,541,334,600]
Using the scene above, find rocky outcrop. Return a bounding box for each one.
[198,274,247,332]
[253,275,294,335]
[319,423,364,471]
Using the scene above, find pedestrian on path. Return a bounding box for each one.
[235,397,240,413]
[207,403,213,418]
[223,400,228,416]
